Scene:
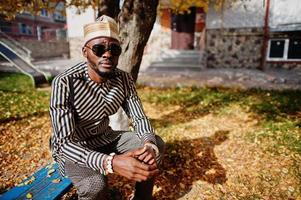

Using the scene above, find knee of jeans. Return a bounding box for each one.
[76,175,107,199]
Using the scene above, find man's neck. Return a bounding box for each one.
[87,65,107,84]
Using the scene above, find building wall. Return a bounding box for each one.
[66,6,96,38]
[206,0,264,29]
[266,62,301,70]
[69,37,85,59]
[270,0,301,29]
[19,40,69,60]
[0,12,66,41]
[206,0,301,29]
[206,0,301,69]
[66,6,96,58]
[206,27,263,69]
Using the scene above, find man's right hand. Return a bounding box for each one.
[112,148,159,182]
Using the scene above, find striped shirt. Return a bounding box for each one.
[49,62,156,176]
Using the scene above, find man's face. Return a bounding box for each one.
[83,37,121,79]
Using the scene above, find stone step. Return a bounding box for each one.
[161,50,200,57]
[147,63,202,72]
[158,57,202,64]
[162,49,201,55]
[151,62,201,67]
[152,61,201,66]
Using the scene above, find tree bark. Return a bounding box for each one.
[97,0,120,20]
[118,0,159,82]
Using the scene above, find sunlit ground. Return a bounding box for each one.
[1,72,300,199]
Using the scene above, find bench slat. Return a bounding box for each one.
[30,172,72,200]
[0,163,72,200]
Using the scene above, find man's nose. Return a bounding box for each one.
[102,50,112,58]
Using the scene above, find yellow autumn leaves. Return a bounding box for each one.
[169,0,209,14]
[167,0,241,14]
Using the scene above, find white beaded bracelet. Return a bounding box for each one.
[144,143,160,157]
[105,153,116,175]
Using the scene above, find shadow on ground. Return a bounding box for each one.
[153,130,229,199]
[103,130,229,200]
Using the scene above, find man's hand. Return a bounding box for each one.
[136,144,157,166]
[112,148,159,182]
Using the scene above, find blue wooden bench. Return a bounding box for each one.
[0,163,72,200]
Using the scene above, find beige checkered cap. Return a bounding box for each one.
[83,15,120,45]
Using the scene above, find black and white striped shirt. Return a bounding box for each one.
[49,62,156,175]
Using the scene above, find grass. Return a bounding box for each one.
[0,72,50,122]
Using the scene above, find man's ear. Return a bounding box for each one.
[82,46,87,58]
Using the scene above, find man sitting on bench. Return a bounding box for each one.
[49,15,165,200]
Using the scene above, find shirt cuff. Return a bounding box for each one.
[86,152,107,174]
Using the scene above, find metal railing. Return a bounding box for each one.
[0,31,32,62]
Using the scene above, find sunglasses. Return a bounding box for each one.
[85,43,122,57]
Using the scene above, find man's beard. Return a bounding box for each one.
[95,68,116,79]
[91,63,116,79]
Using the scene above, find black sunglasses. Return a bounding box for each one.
[85,43,122,57]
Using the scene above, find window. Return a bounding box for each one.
[288,39,301,59]
[19,23,33,35]
[53,12,66,22]
[267,38,301,61]
[40,9,48,17]
[269,40,285,58]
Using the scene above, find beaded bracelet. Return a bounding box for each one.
[105,152,116,175]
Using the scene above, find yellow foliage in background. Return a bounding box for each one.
[167,0,244,14]
[0,0,236,20]
[169,0,209,14]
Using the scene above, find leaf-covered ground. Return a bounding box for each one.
[0,73,300,199]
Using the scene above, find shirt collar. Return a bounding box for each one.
[83,62,112,86]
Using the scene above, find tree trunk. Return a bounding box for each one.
[118,0,159,82]
[97,0,120,20]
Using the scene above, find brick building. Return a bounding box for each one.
[0,2,69,60]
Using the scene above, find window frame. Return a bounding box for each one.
[18,23,33,35]
[267,38,301,61]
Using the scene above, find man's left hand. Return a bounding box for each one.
[135,144,157,166]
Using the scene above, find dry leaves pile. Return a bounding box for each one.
[0,116,52,192]
[0,103,300,199]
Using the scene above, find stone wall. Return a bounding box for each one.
[266,62,301,70]
[206,28,301,70]
[206,27,264,69]
[19,40,70,60]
